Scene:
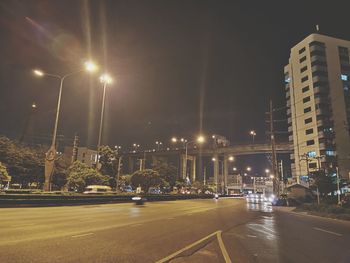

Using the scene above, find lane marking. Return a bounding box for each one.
[217,231,233,263]
[156,230,232,263]
[71,232,94,238]
[247,235,257,238]
[313,227,342,237]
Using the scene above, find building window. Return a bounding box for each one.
[304,107,312,113]
[307,151,316,157]
[300,66,308,73]
[311,60,327,67]
[82,153,86,158]
[285,76,290,83]
[326,150,335,156]
[299,56,307,63]
[305,128,313,135]
[341,74,348,81]
[303,96,311,103]
[309,41,325,47]
[310,50,326,57]
[309,163,317,169]
[301,76,309,82]
[299,47,306,54]
[306,139,315,146]
[305,117,312,124]
[302,86,310,93]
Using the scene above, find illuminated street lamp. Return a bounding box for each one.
[246,166,252,172]
[155,141,163,151]
[97,73,113,167]
[33,61,97,191]
[228,156,234,162]
[249,130,256,143]
[265,169,270,177]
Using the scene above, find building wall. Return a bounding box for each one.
[286,33,350,180]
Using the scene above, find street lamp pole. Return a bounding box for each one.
[96,74,112,169]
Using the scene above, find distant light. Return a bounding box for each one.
[228,156,234,161]
[100,73,113,84]
[265,169,270,173]
[212,157,216,162]
[171,137,177,143]
[33,69,44,76]
[270,174,274,179]
[180,138,185,142]
[341,74,348,81]
[285,77,290,83]
[233,167,237,171]
[249,130,256,136]
[197,135,205,143]
[212,135,216,139]
[246,167,251,171]
[31,102,37,109]
[85,61,98,72]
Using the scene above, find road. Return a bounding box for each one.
[0,198,349,263]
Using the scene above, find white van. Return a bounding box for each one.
[83,185,112,194]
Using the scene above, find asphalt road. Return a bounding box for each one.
[0,198,349,263]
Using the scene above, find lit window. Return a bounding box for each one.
[285,77,290,83]
[307,151,316,157]
[341,74,348,81]
[326,150,335,156]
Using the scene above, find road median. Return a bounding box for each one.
[0,193,213,208]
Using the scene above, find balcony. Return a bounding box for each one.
[289,135,293,142]
[287,108,291,116]
[288,117,292,124]
[309,45,325,53]
[286,91,290,99]
[311,55,326,64]
[313,86,329,95]
[288,126,293,132]
[311,65,327,73]
[313,75,328,83]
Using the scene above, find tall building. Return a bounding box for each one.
[285,33,350,181]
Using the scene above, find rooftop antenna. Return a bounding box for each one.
[316,24,320,32]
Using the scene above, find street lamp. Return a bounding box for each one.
[249,130,256,143]
[155,141,163,151]
[183,135,205,180]
[33,60,97,191]
[97,73,113,168]
[246,166,252,172]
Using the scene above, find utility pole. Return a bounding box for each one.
[203,166,207,185]
[270,99,279,196]
[116,156,122,190]
[71,134,79,164]
[336,166,341,205]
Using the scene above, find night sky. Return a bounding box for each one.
[1,1,350,152]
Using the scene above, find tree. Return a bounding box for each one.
[51,157,68,190]
[130,169,165,192]
[66,161,109,192]
[312,170,337,197]
[0,136,44,188]
[98,145,118,187]
[153,162,178,187]
[0,162,10,182]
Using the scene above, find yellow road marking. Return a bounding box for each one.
[156,230,232,263]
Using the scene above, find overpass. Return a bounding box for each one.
[123,141,293,187]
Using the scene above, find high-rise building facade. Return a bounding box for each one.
[285,33,350,181]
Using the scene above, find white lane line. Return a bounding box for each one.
[71,232,94,238]
[313,227,342,237]
[247,234,257,238]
